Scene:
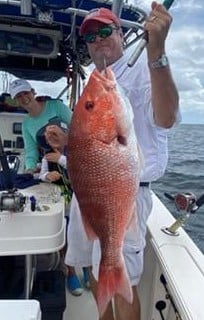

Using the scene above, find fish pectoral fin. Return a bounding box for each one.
[126,201,137,232]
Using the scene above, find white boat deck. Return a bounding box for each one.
[64,288,98,320]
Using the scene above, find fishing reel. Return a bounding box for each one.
[0,190,26,212]
[174,192,197,213]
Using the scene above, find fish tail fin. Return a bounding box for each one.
[96,263,133,317]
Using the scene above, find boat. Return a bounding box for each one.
[0,1,204,320]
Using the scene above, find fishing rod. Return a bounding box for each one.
[127,0,175,67]
[111,0,123,17]
[0,135,14,191]
[164,191,204,214]
[0,135,26,212]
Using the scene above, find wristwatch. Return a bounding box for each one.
[149,54,169,69]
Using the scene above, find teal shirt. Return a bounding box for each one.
[22,99,72,170]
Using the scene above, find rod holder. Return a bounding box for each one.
[162,214,190,236]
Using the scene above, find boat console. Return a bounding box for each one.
[0,138,65,301]
[0,181,66,299]
[0,183,65,255]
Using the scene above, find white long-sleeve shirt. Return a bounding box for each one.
[111,46,181,182]
[39,154,67,182]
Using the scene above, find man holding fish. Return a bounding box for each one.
[47,2,180,319]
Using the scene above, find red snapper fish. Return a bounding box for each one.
[67,67,142,316]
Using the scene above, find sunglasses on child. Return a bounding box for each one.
[83,25,119,43]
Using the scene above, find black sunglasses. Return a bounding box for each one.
[83,25,119,43]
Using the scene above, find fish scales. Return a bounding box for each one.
[67,67,141,316]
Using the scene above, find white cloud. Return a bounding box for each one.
[127,0,204,123]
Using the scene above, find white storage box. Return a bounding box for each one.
[0,300,41,320]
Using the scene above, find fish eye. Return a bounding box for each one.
[85,101,94,110]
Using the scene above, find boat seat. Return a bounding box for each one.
[6,154,20,173]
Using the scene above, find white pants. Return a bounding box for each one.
[64,193,93,267]
[64,187,152,285]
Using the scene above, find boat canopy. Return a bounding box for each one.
[0,0,146,81]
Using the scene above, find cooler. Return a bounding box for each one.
[0,299,41,320]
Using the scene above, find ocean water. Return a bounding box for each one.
[152,124,204,254]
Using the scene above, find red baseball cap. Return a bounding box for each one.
[79,8,121,36]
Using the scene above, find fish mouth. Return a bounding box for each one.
[94,67,115,88]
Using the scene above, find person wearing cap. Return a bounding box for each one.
[9,79,72,174]
[65,3,180,320]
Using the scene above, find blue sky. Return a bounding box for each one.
[167,0,204,124]
[1,0,203,124]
